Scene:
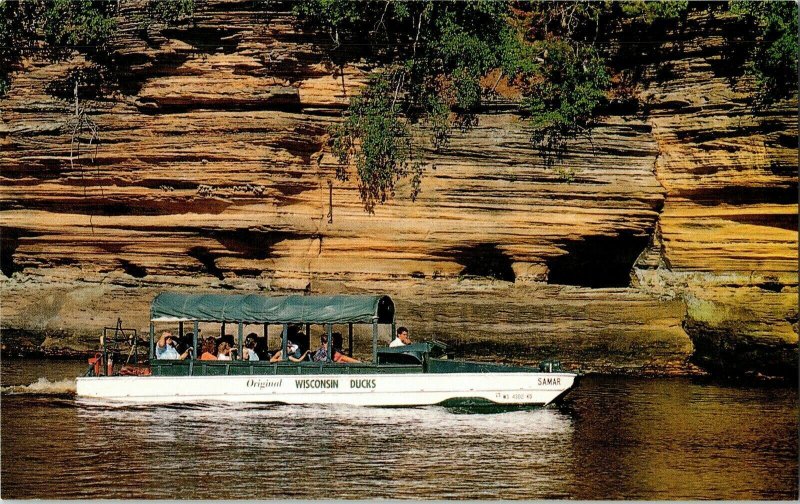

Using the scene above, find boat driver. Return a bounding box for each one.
[155,331,192,360]
[389,326,412,347]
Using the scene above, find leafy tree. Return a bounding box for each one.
[729,0,798,106]
[135,0,195,33]
[620,0,689,23]
[295,0,618,209]
[148,0,195,24]
[42,0,117,54]
[522,41,609,164]
[0,0,117,97]
[0,0,195,97]
[0,1,43,96]
[331,74,421,213]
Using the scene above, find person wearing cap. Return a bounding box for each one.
[155,331,192,360]
[269,340,309,362]
[389,326,412,348]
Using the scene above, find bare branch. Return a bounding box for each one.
[412,9,423,58]
[374,0,391,35]
[67,78,102,234]
[391,69,404,109]
[490,70,504,93]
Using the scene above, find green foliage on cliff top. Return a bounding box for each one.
[295,0,621,209]
[523,41,610,165]
[148,0,195,24]
[729,0,799,106]
[0,0,116,97]
[620,0,689,22]
[0,0,196,98]
[298,0,797,212]
[42,0,116,52]
[296,0,538,211]
[0,1,37,96]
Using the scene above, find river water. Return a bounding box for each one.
[1,359,797,500]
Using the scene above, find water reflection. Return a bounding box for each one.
[568,377,798,499]
[1,360,797,499]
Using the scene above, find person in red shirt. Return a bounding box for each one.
[332,332,359,363]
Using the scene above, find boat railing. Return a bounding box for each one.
[85,319,150,377]
[150,360,422,377]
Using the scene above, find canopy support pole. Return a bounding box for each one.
[237,322,244,360]
[149,322,155,360]
[264,323,268,350]
[179,321,184,340]
[391,322,396,342]
[103,331,108,377]
[372,321,378,363]
[193,320,199,362]
[221,322,225,337]
[305,323,310,340]
[348,324,353,357]
[326,324,333,363]
[282,324,288,360]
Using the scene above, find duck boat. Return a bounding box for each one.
[76,293,578,407]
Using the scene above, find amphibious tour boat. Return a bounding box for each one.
[76,293,578,407]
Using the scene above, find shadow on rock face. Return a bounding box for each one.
[453,243,516,283]
[188,246,225,280]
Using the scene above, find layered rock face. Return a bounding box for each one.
[634,15,798,377]
[1,3,796,376]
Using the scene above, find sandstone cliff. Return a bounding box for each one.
[1,2,796,377]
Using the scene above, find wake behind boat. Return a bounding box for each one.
[76,293,577,406]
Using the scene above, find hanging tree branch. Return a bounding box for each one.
[66,79,101,233]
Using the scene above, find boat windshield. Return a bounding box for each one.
[377,342,446,365]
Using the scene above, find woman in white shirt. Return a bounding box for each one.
[243,335,260,361]
[217,341,232,360]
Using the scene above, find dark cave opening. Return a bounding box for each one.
[188,246,225,280]
[546,232,650,288]
[119,259,147,278]
[1,228,24,278]
[162,26,243,55]
[454,243,516,282]
[209,229,296,260]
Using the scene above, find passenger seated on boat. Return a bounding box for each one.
[311,334,328,362]
[243,334,259,361]
[254,334,269,358]
[269,340,309,363]
[292,330,310,353]
[199,337,217,360]
[389,326,412,348]
[332,332,360,363]
[217,341,233,361]
[155,331,192,360]
[219,334,236,349]
[179,331,197,353]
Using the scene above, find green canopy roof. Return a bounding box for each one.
[150,293,395,324]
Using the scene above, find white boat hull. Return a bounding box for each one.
[76,372,576,406]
